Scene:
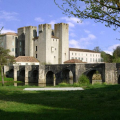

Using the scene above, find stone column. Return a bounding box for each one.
[14,65,19,81]
[25,65,32,83]
[53,74,56,86]
[38,65,46,84]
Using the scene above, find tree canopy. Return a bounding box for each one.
[54,0,120,29]
[0,27,15,86]
[93,46,102,52]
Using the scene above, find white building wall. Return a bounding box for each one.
[70,51,101,63]
[0,34,16,56]
[54,23,69,64]
[25,26,37,56]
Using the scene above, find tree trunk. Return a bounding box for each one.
[1,66,4,86]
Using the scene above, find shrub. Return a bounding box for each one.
[78,74,90,85]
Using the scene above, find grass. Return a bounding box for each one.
[0,84,120,119]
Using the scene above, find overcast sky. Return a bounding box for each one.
[0,0,120,55]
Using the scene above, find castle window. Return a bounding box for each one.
[12,36,14,39]
[20,42,21,46]
[20,48,22,52]
[55,48,56,50]
[54,56,56,58]
[12,41,14,46]
[36,46,37,51]
[36,54,37,58]
[12,48,14,52]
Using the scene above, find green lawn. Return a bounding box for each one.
[0,84,120,120]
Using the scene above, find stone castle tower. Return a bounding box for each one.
[16,23,69,64]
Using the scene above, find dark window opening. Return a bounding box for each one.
[36,46,37,51]
[36,54,37,58]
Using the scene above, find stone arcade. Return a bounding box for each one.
[4,63,120,85]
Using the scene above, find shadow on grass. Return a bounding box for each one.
[0,85,120,119]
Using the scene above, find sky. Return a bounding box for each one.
[0,0,120,55]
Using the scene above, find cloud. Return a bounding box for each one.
[49,20,56,29]
[69,33,96,49]
[34,17,44,22]
[61,17,82,23]
[48,15,53,17]
[1,29,16,33]
[84,29,90,34]
[69,32,76,37]
[80,34,96,41]
[100,31,105,34]
[61,17,84,27]
[104,44,120,55]
[69,39,81,48]
[0,11,19,21]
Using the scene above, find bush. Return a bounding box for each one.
[78,74,90,85]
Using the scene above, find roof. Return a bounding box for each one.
[0,32,17,36]
[15,56,40,62]
[64,59,87,63]
[69,48,100,53]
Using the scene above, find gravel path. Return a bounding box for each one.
[23,87,84,91]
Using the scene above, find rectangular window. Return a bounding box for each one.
[12,48,14,52]
[75,57,77,59]
[86,58,87,61]
[12,41,14,46]
[20,42,21,46]
[72,57,74,59]
[20,48,22,52]
[13,36,14,39]
[36,54,37,58]
[36,46,37,51]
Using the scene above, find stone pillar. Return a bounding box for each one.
[105,63,117,84]
[38,65,46,84]
[53,74,56,86]
[25,65,32,83]
[14,65,19,81]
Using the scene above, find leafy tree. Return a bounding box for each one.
[54,0,120,29]
[0,27,15,86]
[113,45,120,62]
[93,46,102,52]
[101,51,113,62]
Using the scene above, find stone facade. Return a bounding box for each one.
[5,63,120,85]
[0,32,18,56]
[16,23,69,64]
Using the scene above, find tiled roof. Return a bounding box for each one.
[69,48,100,53]
[64,59,87,63]
[0,32,17,36]
[15,56,40,62]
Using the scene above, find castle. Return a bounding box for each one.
[0,23,102,64]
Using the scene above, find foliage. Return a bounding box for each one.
[93,46,102,52]
[113,45,120,58]
[101,51,113,62]
[78,74,90,84]
[54,0,120,30]
[0,27,15,86]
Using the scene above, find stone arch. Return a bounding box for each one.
[85,69,103,84]
[18,68,25,82]
[7,69,14,78]
[118,75,120,84]
[30,69,38,83]
[61,68,73,84]
[46,71,54,84]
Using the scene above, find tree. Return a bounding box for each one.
[93,46,102,52]
[54,0,120,30]
[101,51,113,62]
[113,45,120,62]
[0,27,15,86]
